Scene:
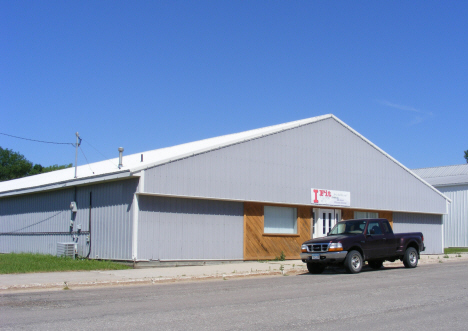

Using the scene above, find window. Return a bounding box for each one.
[367,221,383,235]
[312,211,316,235]
[354,211,379,219]
[264,206,297,234]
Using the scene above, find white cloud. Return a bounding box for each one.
[377,100,433,126]
[378,100,421,113]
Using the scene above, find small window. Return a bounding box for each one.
[354,211,379,219]
[264,206,297,234]
[367,221,383,235]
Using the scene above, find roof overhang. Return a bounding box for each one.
[0,170,133,198]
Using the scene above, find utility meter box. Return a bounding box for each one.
[70,201,77,212]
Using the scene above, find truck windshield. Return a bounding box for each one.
[329,220,367,235]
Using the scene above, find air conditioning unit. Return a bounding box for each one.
[57,242,76,259]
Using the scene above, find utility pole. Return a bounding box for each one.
[74,132,81,178]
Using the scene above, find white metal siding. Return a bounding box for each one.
[77,179,138,260]
[0,188,77,255]
[144,117,446,214]
[0,179,138,260]
[138,196,244,260]
[393,212,443,254]
[437,185,468,247]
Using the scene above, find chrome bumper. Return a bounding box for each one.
[301,251,348,263]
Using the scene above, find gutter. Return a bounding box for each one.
[0,170,133,198]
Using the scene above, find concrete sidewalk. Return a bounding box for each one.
[1,254,467,292]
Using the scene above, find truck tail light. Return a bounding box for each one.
[422,235,424,242]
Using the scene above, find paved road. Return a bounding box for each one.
[1,262,468,330]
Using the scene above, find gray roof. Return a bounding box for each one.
[412,164,468,186]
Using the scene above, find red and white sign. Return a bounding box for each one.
[311,188,351,207]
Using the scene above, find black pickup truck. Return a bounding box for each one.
[300,218,425,274]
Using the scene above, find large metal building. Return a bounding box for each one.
[0,115,449,260]
[413,164,468,248]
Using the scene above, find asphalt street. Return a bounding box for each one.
[1,261,468,330]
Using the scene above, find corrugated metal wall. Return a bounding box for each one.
[0,178,138,260]
[437,185,468,248]
[143,117,446,214]
[393,212,443,254]
[138,196,244,260]
[76,179,138,260]
[0,188,89,255]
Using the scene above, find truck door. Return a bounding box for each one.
[381,220,397,257]
[362,220,386,259]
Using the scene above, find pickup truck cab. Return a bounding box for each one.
[300,218,425,274]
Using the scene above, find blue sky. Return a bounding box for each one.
[1,1,467,170]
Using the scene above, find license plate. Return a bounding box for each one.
[311,254,320,260]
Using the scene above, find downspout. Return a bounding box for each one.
[86,191,92,258]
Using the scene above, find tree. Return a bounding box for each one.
[465,150,468,163]
[0,147,72,181]
[0,147,33,181]
[42,164,72,173]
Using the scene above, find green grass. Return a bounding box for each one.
[444,247,468,254]
[0,253,131,274]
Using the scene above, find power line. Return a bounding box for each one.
[0,132,75,147]
[79,146,95,174]
[81,138,117,167]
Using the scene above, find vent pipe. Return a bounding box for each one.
[118,147,124,169]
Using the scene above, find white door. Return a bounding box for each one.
[312,209,341,238]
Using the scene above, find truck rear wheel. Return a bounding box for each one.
[307,263,325,274]
[344,250,363,274]
[403,247,418,268]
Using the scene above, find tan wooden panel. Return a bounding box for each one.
[342,209,354,220]
[244,202,311,260]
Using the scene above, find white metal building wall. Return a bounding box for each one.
[137,196,244,260]
[393,212,443,254]
[76,179,138,260]
[143,117,446,214]
[0,178,138,260]
[436,184,468,248]
[0,188,84,255]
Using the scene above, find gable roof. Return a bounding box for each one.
[0,115,331,197]
[0,114,449,205]
[413,164,468,186]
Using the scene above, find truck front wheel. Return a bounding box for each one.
[344,250,363,274]
[307,263,326,274]
[403,247,418,268]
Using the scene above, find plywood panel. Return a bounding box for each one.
[342,209,354,220]
[244,202,311,260]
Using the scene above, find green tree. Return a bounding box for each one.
[0,147,33,181]
[0,147,72,181]
[465,150,468,163]
[42,164,72,173]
